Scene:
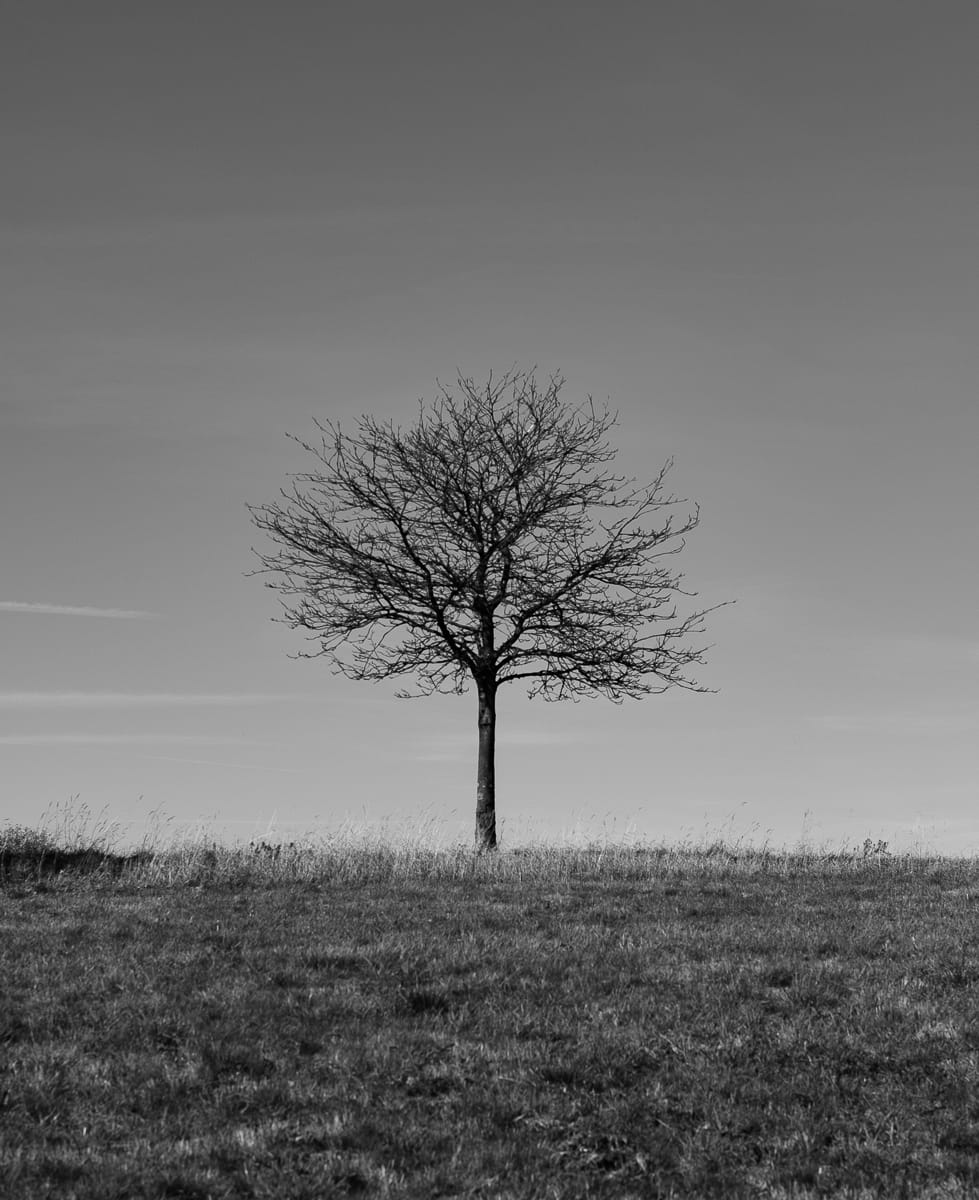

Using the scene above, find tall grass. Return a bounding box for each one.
[1,803,972,890]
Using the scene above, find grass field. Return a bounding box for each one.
[3,823,979,1198]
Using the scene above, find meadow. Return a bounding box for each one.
[3,820,979,1199]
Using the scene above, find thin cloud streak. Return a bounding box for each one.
[413,728,585,762]
[0,601,157,619]
[0,734,260,745]
[0,692,305,708]
[142,754,309,774]
[848,633,979,668]
[814,713,979,735]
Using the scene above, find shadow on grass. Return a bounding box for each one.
[0,845,156,882]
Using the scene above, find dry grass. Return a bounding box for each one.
[3,815,979,1197]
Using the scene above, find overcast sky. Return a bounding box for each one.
[2,2,976,852]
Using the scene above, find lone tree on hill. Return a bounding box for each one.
[249,370,723,851]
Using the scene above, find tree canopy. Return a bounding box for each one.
[249,370,722,848]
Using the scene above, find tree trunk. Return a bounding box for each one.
[475,677,497,851]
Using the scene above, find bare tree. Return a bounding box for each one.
[249,370,723,851]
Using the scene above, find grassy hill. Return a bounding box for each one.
[2,830,978,1198]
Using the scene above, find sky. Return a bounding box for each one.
[2,1,976,853]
